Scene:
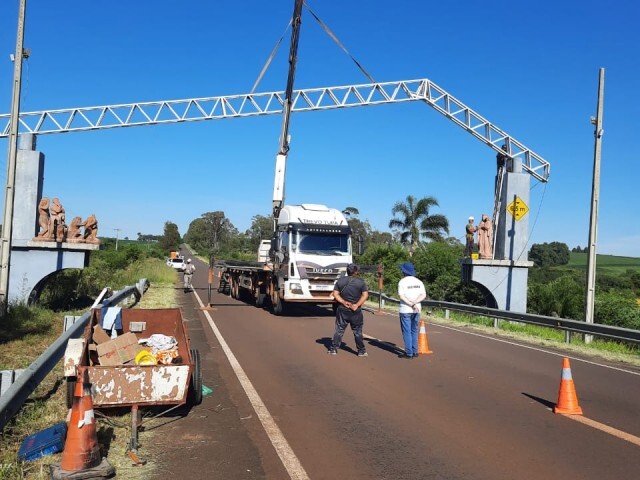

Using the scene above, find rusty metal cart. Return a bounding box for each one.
[64,308,202,452]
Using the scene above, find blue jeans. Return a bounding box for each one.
[399,312,420,356]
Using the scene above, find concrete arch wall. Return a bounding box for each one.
[27,267,83,305]
[9,248,89,305]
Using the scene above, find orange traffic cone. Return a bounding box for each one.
[417,320,433,355]
[54,369,114,478]
[553,357,583,415]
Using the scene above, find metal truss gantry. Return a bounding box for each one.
[0,78,550,182]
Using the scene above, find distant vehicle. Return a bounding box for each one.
[169,257,186,272]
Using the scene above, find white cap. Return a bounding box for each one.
[187,258,192,263]
[468,216,474,221]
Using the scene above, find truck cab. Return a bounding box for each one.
[271,204,352,309]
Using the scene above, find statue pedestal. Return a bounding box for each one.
[460,258,533,313]
[10,241,100,304]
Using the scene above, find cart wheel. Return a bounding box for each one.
[66,377,77,409]
[189,348,203,406]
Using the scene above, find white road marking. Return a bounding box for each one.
[191,289,310,480]
[373,309,640,446]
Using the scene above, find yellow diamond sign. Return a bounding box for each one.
[507,196,529,221]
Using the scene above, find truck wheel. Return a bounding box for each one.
[188,348,203,406]
[272,294,286,315]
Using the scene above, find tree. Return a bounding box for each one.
[389,195,449,256]
[529,242,570,267]
[184,211,239,257]
[245,214,274,252]
[528,275,584,319]
[160,221,181,251]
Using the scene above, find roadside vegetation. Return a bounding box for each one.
[178,200,640,335]
[0,241,177,480]
[2,200,639,478]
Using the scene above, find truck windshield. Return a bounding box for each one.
[294,232,350,255]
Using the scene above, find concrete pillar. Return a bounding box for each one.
[460,157,533,313]
[12,134,44,245]
[495,159,530,262]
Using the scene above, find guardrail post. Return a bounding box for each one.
[445,309,450,320]
[63,315,82,332]
[565,330,571,344]
[493,318,499,329]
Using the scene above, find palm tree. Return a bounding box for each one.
[342,207,360,218]
[389,195,449,256]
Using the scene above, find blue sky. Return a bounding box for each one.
[1,0,639,257]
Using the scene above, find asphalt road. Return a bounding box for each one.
[149,253,640,479]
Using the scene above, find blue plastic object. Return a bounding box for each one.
[18,422,67,461]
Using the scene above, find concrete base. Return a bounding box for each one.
[460,259,533,313]
[9,242,98,304]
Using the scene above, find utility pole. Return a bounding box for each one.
[584,68,605,344]
[114,228,121,251]
[0,0,28,316]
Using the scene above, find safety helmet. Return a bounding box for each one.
[187,258,192,263]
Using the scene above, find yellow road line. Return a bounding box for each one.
[565,415,640,447]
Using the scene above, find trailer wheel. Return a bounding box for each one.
[66,377,77,409]
[188,348,203,406]
[256,292,266,307]
[230,276,238,299]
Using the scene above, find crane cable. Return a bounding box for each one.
[304,3,376,84]
[250,19,293,95]
[250,1,376,95]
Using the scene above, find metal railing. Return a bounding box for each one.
[0,279,149,430]
[366,291,640,345]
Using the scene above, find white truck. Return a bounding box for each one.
[218,204,354,314]
[216,0,359,315]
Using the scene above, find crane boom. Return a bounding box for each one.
[273,0,304,218]
[0,78,550,182]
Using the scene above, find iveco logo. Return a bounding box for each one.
[313,268,334,274]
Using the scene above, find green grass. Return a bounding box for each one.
[427,308,640,365]
[566,252,640,274]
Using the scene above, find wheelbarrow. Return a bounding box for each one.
[63,308,202,453]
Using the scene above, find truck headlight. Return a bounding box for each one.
[290,283,303,294]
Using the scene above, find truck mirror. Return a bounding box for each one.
[357,235,365,256]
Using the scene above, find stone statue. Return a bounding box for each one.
[83,214,99,244]
[34,197,51,240]
[67,216,85,242]
[478,213,493,259]
[49,197,66,240]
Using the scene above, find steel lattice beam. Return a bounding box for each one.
[0,78,550,181]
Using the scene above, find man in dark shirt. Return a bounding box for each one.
[329,263,369,356]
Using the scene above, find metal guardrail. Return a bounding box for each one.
[0,279,149,431]
[366,291,640,345]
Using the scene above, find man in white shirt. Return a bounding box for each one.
[183,258,196,292]
[397,262,426,359]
